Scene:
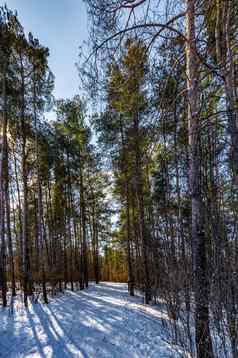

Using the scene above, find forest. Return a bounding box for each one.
[0,1,238,358]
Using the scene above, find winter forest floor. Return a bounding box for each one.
[0,282,188,358]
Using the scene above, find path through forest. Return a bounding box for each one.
[0,282,187,357]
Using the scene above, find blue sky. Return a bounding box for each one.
[3,0,88,100]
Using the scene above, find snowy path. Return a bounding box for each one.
[0,282,185,357]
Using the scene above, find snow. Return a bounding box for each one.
[0,282,189,357]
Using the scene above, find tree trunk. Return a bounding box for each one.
[92,201,100,284]
[133,112,151,304]
[186,1,214,357]
[5,144,16,296]
[20,58,31,307]
[79,160,88,288]
[119,117,134,295]
[0,71,8,307]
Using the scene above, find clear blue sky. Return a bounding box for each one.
[2,0,88,100]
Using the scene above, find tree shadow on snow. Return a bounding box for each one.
[0,283,183,358]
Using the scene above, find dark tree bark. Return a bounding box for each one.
[186,1,214,357]
[133,112,151,304]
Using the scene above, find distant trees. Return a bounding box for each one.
[96,39,152,301]
[0,6,114,308]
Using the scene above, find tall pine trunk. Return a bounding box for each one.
[79,155,88,289]
[33,70,48,303]
[119,118,134,295]
[186,1,214,357]
[20,56,31,307]
[0,69,8,307]
[133,112,151,304]
[5,142,16,296]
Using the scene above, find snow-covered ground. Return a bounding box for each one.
[0,282,188,357]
